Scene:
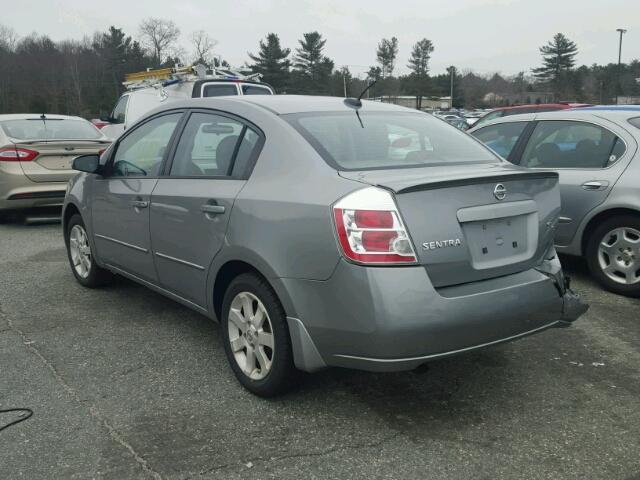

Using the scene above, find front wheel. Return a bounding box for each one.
[65,214,112,288]
[221,273,296,397]
[586,215,640,297]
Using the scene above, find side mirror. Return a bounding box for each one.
[99,110,112,122]
[72,154,101,174]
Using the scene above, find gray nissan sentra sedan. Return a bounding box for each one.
[62,95,587,396]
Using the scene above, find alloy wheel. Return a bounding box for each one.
[598,227,640,285]
[227,291,275,380]
[69,224,92,279]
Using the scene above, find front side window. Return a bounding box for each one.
[111,113,182,177]
[170,112,245,177]
[471,122,528,159]
[111,96,129,123]
[241,85,272,95]
[286,111,497,171]
[202,84,239,97]
[520,120,625,169]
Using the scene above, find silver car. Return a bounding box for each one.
[469,106,640,297]
[63,96,587,396]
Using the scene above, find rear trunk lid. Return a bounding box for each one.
[339,163,560,287]
[11,140,110,182]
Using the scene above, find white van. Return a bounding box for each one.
[100,68,274,139]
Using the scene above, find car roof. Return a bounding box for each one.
[0,114,87,121]
[490,103,590,112]
[157,95,420,115]
[469,108,640,132]
[575,105,640,112]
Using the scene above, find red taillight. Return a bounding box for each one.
[354,210,393,228]
[332,187,417,265]
[0,147,38,162]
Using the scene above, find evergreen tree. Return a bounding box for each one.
[533,33,578,97]
[292,32,334,94]
[407,38,434,77]
[248,33,291,92]
[407,38,434,109]
[376,37,398,78]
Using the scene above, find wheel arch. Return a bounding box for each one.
[581,207,640,255]
[62,203,81,241]
[209,252,296,323]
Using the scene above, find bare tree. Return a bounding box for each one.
[0,24,18,51]
[138,18,180,66]
[191,30,217,65]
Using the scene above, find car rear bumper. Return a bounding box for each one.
[1,162,69,211]
[278,255,588,372]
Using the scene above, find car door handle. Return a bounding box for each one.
[581,181,609,191]
[201,204,225,215]
[130,199,149,209]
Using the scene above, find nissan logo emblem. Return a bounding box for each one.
[494,183,507,201]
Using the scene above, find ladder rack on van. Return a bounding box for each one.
[123,64,263,91]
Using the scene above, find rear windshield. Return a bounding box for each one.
[0,118,103,141]
[285,111,497,171]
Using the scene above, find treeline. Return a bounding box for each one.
[0,21,639,118]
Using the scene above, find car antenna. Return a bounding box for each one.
[343,79,377,109]
[344,80,377,128]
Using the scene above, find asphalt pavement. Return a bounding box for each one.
[1,220,639,480]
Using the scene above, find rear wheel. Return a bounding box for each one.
[586,215,640,297]
[65,214,112,288]
[221,273,296,397]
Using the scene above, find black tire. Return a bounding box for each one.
[585,214,640,297]
[220,273,296,397]
[65,214,112,288]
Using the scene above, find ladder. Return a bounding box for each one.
[123,64,263,91]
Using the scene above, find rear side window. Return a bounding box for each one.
[232,128,261,176]
[170,112,244,176]
[520,120,625,169]
[202,84,238,97]
[471,122,528,159]
[286,111,497,171]
[629,117,640,130]
[242,85,272,95]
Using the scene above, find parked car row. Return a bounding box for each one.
[62,95,588,396]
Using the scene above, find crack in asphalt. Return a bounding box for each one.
[184,431,403,479]
[0,309,164,480]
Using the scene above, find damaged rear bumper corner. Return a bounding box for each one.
[535,250,589,326]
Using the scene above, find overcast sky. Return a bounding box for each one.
[8,0,640,78]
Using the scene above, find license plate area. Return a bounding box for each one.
[36,155,75,170]
[462,213,538,269]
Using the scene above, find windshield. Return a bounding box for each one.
[0,118,103,141]
[285,111,497,171]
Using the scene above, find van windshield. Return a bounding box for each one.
[285,111,498,171]
[1,118,103,141]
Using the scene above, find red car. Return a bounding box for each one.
[474,103,591,128]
